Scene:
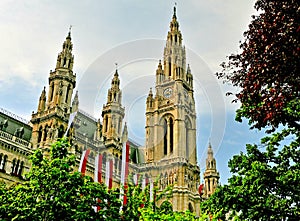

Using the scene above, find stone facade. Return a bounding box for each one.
[0,7,220,216]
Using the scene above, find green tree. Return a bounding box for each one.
[0,139,206,220]
[202,128,300,220]
[202,0,300,220]
[0,138,121,221]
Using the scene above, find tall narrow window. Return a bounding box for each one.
[43,125,49,141]
[163,119,168,155]
[65,85,70,103]
[169,118,173,153]
[49,83,54,101]
[58,125,64,138]
[104,116,108,133]
[0,154,7,171]
[186,127,189,160]
[0,153,3,171]
[168,57,171,76]
[37,126,43,143]
[18,161,24,177]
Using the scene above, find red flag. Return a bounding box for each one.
[94,154,103,212]
[121,141,130,206]
[198,184,204,196]
[78,149,90,175]
[94,154,103,183]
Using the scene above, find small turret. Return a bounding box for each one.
[72,91,79,113]
[38,86,47,112]
[146,88,154,110]
[56,30,74,70]
[203,143,220,198]
[102,67,125,142]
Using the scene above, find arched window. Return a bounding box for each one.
[65,85,70,103]
[104,116,108,133]
[58,125,65,138]
[168,57,171,76]
[18,161,24,177]
[43,125,49,141]
[37,126,43,143]
[185,118,192,160]
[163,119,168,155]
[0,154,7,172]
[169,118,174,153]
[188,202,194,213]
[49,82,54,101]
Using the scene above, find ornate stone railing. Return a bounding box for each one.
[0,130,31,149]
[0,107,30,124]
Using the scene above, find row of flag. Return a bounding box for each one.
[78,140,205,212]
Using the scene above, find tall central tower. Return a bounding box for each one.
[144,7,200,214]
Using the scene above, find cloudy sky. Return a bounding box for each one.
[0,0,264,184]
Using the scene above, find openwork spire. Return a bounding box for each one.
[55,29,74,70]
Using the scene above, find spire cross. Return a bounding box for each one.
[69,25,72,32]
[115,62,118,70]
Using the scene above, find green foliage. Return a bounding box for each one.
[0,139,205,220]
[209,1,300,219]
[0,138,121,220]
[202,129,300,220]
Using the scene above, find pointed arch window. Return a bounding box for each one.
[43,125,49,141]
[58,125,65,138]
[49,82,54,101]
[37,126,43,143]
[104,116,108,133]
[163,117,174,156]
[168,57,172,77]
[163,119,168,155]
[65,85,71,103]
[0,154,8,172]
[169,118,174,153]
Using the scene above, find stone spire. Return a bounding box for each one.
[203,143,220,198]
[72,90,79,113]
[31,30,76,148]
[102,68,125,142]
[161,5,188,85]
[55,30,74,70]
[37,86,46,112]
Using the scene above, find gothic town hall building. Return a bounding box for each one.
[0,7,220,215]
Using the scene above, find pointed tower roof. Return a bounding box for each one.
[111,69,120,89]
[55,28,74,71]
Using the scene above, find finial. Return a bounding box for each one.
[114,63,119,76]
[67,25,72,39]
[173,2,177,18]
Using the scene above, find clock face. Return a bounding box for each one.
[163,87,173,98]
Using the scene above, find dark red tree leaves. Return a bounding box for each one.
[217,0,300,131]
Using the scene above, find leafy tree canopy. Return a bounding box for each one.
[217,0,299,131]
[202,128,300,220]
[202,0,300,220]
[0,138,121,221]
[0,139,206,220]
